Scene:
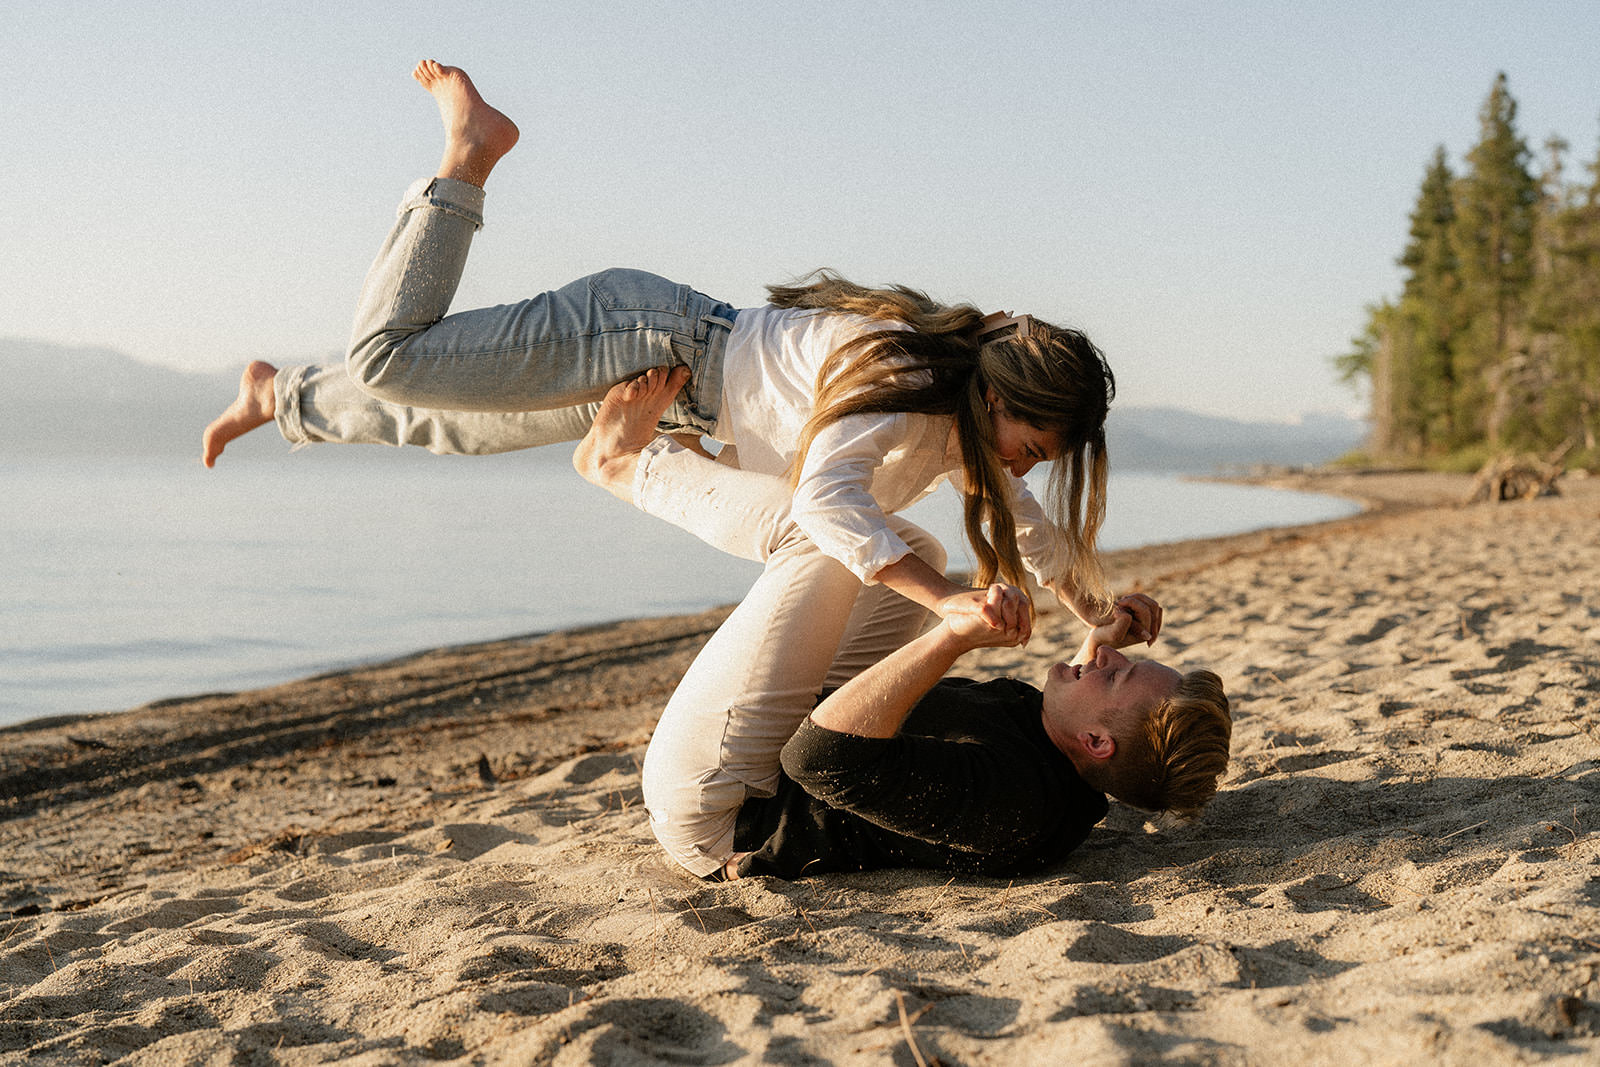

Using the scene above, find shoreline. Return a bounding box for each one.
[0,466,1375,737]
[0,470,1486,839]
[4,470,1599,1062]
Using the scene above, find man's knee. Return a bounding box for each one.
[899,523,948,574]
[641,771,746,878]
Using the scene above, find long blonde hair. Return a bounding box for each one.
[769,270,1115,609]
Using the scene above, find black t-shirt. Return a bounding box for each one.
[732,676,1109,879]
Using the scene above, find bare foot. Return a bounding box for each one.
[412,59,520,188]
[572,366,690,502]
[202,361,278,468]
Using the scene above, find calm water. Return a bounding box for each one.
[1,451,1358,727]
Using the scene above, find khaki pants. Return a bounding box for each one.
[634,439,942,876]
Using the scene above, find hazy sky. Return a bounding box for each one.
[8,1,1598,420]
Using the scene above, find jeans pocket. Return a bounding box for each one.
[587,268,690,315]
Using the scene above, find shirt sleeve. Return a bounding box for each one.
[778,718,1075,856]
[790,411,916,584]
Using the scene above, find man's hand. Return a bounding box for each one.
[935,582,1033,645]
[941,584,1031,651]
[811,584,1026,740]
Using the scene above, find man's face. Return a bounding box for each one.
[1042,645,1182,735]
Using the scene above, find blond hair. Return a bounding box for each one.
[1105,669,1231,818]
[767,270,1115,610]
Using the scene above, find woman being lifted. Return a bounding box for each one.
[203,59,1161,876]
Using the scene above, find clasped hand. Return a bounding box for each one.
[936,583,1032,647]
[1080,592,1164,659]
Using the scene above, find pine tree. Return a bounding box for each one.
[1450,72,1540,447]
[1395,146,1461,453]
[1529,131,1600,456]
[1339,74,1597,468]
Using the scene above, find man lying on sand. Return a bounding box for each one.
[720,606,1232,880]
[577,375,1233,881]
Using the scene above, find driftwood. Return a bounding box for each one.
[1465,441,1572,503]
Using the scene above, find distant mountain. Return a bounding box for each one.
[1,338,240,457]
[1108,406,1366,472]
[1,337,1368,469]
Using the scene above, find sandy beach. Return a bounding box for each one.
[4,470,1599,1065]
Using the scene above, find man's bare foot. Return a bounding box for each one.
[202,361,278,468]
[572,366,690,502]
[412,59,520,188]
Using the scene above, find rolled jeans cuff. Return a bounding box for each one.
[274,365,313,445]
[399,176,486,229]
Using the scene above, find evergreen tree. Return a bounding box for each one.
[1529,132,1600,455]
[1395,146,1461,452]
[1450,72,1540,447]
[1338,75,1597,468]
[1337,302,1396,453]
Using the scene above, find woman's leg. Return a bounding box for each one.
[415,59,520,190]
[201,361,279,467]
[276,363,602,455]
[205,61,730,465]
[202,360,607,465]
[344,63,732,421]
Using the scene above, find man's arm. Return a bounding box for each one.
[808,584,1027,739]
[776,591,1104,871]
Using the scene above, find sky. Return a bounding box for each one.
[7,1,1598,422]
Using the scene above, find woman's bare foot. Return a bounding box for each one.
[572,366,690,502]
[412,59,520,188]
[201,361,278,468]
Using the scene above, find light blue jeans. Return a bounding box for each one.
[276,176,735,452]
[270,177,943,878]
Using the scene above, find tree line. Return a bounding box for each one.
[1337,73,1600,469]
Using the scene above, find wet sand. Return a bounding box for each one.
[3,471,1598,1064]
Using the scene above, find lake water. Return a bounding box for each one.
[1,450,1359,728]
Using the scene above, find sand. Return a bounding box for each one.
[3,471,1599,1065]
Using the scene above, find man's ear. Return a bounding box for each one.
[1079,731,1116,762]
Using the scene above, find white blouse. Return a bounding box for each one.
[717,306,1069,587]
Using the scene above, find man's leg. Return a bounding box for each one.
[574,371,796,562]
[641,523,865,877]
[641,514,948,879]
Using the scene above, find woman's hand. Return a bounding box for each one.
[1075,593,1164,661]
[1104,592,1162,647]
[940,586,1030,650]
[1077,610,1139,663]
[935,583,1033,645]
